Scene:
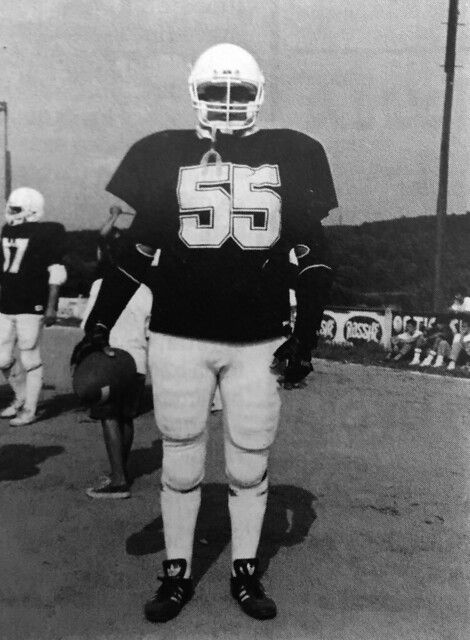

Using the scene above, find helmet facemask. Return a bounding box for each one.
[190,78,264,133]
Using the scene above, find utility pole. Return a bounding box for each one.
[269,0,280,124]
[433,0,460,312]
[0,101,11,201]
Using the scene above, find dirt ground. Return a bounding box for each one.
[0,347,469,640]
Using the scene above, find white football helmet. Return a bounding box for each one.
[5,187,45,225]
[189,43,265,133]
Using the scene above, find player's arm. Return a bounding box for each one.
[85,239,153,331]
[292,223,334,351]
[99,205,122,239]
[291,136,337,349]
[44,224,68,327]
[44,284,62,327]
[273,136,338,388]
[84,194,154,335]
[273,221,334,388]
[72,138,154,365]
[71,237,154,366]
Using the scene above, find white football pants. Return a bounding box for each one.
[148,332,283,491]
[0,313,44,414]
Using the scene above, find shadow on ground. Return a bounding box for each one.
[36,392,82,422]
[126,483,317,584]
[0,443,65,481]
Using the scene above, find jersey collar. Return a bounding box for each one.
[196,125,259,140]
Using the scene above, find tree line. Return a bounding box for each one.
[325,212,470,310]
[62,212,470,312]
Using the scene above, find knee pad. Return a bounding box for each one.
[19,347,42,372]
[0,340,16,371]
[229,471,269,499]
[0,354,15,371]
[161,432,207,493]
[225,442,269,489]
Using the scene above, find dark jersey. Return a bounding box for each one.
[106,129,338,342]
[0,221,66,314]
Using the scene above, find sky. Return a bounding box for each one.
[0,0,469,229]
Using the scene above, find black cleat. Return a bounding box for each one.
[230,558,277,620]
[144,559,194,623]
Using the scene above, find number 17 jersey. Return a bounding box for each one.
[0,222,66,315]
[106,128,338,343]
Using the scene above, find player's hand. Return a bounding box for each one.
[70,323,114,367]
[43,308,57,327]
[271,335,313,389]
[109,205,122,220]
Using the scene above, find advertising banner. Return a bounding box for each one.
[320,308,392,347]
[391,312,466,336]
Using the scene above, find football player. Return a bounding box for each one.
[0,187,67,426]
[73,43,337,622]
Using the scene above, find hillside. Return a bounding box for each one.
[62,213,470,311]
[325,212,470,310]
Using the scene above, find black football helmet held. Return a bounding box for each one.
[72,348,137,405]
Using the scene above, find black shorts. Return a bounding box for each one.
[89,373,146,421]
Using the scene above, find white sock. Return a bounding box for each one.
[24,365,43,414]
[229,476,268,567]
[433,355,444,367]
[161,484,201,578]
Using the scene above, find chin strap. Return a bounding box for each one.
[200,126,223,170]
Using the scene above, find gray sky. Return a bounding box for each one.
[1,0,469,229]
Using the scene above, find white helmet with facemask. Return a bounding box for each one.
[5,187,45,225]
[189,43,265,134]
